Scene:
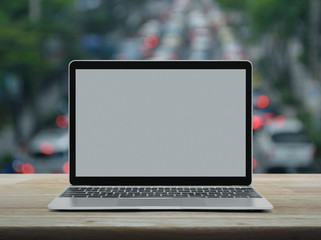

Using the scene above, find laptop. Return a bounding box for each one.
[48,60,273,210]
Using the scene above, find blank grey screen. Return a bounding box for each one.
[75,69,246,177]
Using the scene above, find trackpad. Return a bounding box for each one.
[117,199,206,207]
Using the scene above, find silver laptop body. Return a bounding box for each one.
[48,60,273,210]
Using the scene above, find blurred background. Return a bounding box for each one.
[0,0,321,174]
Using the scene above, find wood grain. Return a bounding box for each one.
[0,174,321,240]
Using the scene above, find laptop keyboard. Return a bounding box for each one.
[60,187,261,199]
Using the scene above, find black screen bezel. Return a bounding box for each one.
[69,60,252,186]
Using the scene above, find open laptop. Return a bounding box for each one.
[48,60,273,210]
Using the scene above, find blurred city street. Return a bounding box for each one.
[0,0,320,173]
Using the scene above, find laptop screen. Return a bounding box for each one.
[75,68,246,177]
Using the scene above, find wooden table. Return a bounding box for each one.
[0,174,321,240]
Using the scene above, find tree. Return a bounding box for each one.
[0,0,78,139]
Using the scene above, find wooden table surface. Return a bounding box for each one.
[0,174,321,240]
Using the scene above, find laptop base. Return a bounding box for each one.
[48,186,273,211]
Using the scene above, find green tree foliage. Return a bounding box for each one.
[246,0,308,38]
[0,0,77,88]
[217,0,308,38]
[217,0,249,11]
[0,2,41,78]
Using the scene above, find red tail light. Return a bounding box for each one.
[21,163,34,174]
[256,95,269,109]
[144,34,158,49]
[253,158,257,169]
[63,161,69,173]
[253,115,263,130]
[40,142,54,155]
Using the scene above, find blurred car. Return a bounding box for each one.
[190,49,211,59]
[114,39,142,60]
[138,20,161,37]
[255,118,316,172]
[12,129,68,173]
